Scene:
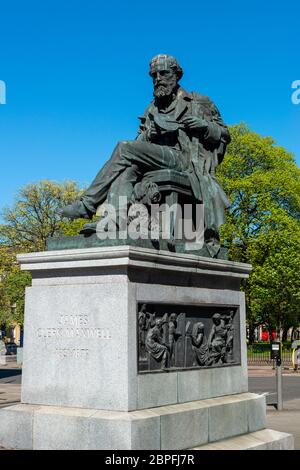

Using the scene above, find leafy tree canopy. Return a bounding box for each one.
[0,180,86,252]
[0,180,86,327]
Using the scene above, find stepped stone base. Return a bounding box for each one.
[0,392,288,450]
[192,429,294,450]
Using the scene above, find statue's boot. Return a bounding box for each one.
[79,220,99,235]
[79,217,114,235]
[80,211,126,235]
[61,200,92,220]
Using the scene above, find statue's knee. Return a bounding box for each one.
[118,140,138,156]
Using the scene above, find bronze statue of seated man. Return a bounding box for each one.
[62,54,231,248]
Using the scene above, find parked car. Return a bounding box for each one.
[5,342,18,355]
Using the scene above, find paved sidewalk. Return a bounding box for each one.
[248,365,300,377]
[249,366,300,449]
[0,361,22,410]
[267,399,300,450]
[0,382,21,409]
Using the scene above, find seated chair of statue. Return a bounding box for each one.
[130,169,194,249]
[95,169,194,250]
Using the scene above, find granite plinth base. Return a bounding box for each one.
[0,393,277,450]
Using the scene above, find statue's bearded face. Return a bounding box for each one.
[151,65,178,99]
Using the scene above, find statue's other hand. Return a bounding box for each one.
[181,115,208,132]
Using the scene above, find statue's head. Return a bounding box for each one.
[169,313,177,322]
[155,318,164,329]
[212,313,222,325]
[149,54,183,101]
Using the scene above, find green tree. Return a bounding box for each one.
[0,246,31,328]
[0,180,86,252]
[218,124,300,342]
[0,180,86,327]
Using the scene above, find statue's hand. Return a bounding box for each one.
[181,115,208,132]
[148,121,159,139]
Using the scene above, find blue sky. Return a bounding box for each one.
[0,0,299,211]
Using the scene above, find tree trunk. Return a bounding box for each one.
[290,326,295,341]
[248,325,256,345]
[281,326,289,343]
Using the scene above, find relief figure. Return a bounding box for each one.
[191,322,209,366]
[207,313,228,365]
[145,318,169,369]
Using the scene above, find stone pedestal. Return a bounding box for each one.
[0,246,293,449]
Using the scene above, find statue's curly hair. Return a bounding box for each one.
[149,54,183,80]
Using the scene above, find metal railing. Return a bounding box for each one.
[247,348,292,366]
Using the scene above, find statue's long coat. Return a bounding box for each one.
[138,87,231,234]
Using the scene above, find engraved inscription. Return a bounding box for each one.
[37,327,111,339]
[59,314,89,326]
[36,313,111,359]
[36,314,111,340]
[55,348,89,359]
